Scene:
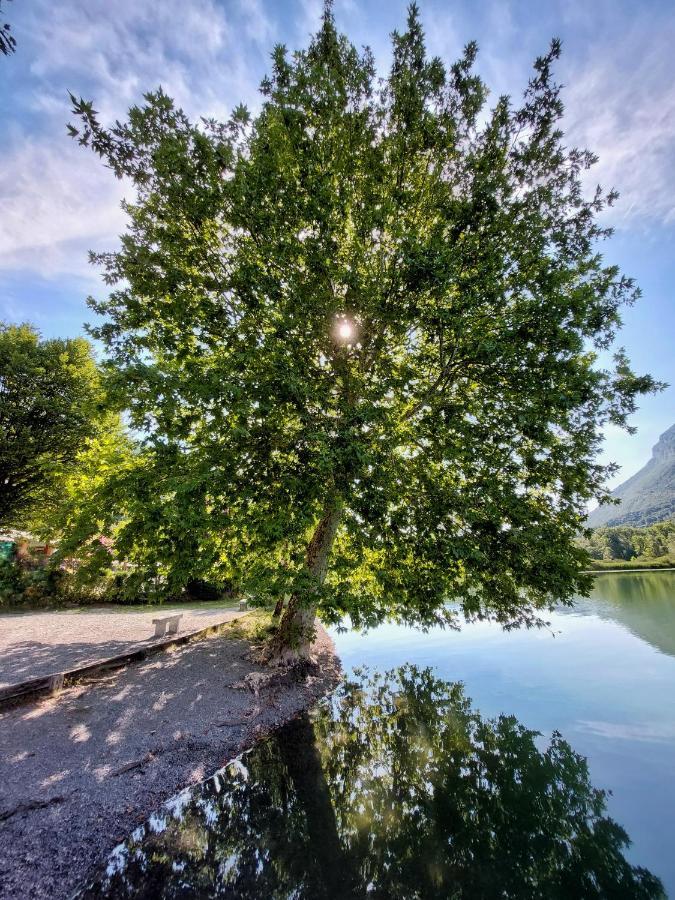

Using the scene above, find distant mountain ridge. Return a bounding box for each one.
[587,423,675,528]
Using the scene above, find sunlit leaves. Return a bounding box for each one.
[0,323,108,528]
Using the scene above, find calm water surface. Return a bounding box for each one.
[82,572,675,898]
[331,571,675,895]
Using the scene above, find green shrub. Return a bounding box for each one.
[0,558,118,608]
[0,557,25,605]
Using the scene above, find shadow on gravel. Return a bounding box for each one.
[0,628,340,900]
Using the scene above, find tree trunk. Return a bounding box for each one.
[272,595,286,619]
[268,498,343,664]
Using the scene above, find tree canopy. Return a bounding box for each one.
[69,3,658,656]
[0,323,107,528]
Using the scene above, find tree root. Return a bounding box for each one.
[0,795,65,823]
[111,752,155,777]
[233,658,320,696]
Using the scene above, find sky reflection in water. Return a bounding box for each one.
[330,572,675,895]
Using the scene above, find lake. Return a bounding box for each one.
[80,571,675,898]
[330,571,675,895]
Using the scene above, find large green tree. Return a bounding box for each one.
[0,323,106,528]
[69,4,658,659]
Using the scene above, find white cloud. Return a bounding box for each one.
[3,0,675,285]
[425,0,675,229]
[0,132,127,278]
[563,29,675,227]
[238,0,276,51]
[26,0,242,120]
[0,0,277,278]
[297,0,325,39]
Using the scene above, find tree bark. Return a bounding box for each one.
[272,594,287,620]
[267,498,343,664]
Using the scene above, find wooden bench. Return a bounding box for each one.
[151,614,183,638]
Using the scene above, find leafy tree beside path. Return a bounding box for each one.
[68,4,658,660]
[0,323,106,529]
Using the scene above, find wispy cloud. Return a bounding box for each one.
[577,718,675,744]
[2,0,674,283]
[0,0,277,279]
[563,25,675,227]
[425,0,675,229]
[0,132,128,278]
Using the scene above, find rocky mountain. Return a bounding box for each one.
[587,423,675,528]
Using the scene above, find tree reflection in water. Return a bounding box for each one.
[79,667,664,899]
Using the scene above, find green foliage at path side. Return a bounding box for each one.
[66,4,658,635]
[221,608,276,643]
[0,323,113,530]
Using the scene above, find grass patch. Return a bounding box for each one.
[221,608,277,643]
[587,555,674,572]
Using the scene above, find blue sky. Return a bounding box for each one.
[1,0,673,489]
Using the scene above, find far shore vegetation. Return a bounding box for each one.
[588,558,673,572]
[578,519,674,571]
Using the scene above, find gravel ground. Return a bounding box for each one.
[0,606,244,687]
[0,623,341,900]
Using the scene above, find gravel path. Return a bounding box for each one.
[0,623,341,900]
[0,605,244,687]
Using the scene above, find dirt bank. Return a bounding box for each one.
[0,619,341,900]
